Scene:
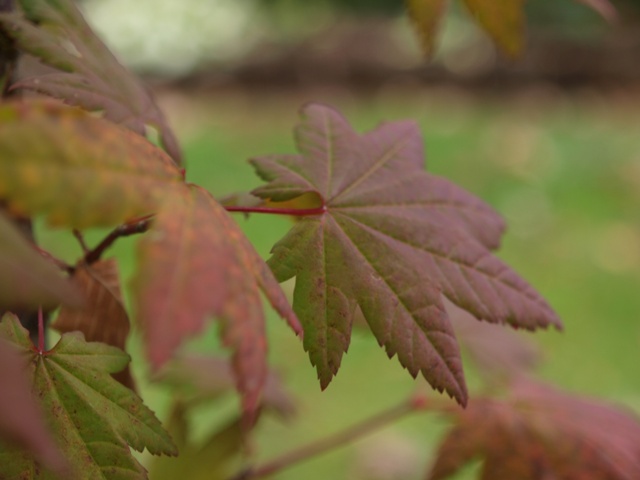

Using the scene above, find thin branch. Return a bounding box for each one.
[228,395,432,480]
[225,205,327,217]
[72,229,90,253]
[34,245,73,273]
[83,215,153,265]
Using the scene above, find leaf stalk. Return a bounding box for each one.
[83,215,153,265]
[228,394,432,480]
[224,205,327,217]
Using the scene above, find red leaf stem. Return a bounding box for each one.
[37,306,44,353]
[224,205,327,217]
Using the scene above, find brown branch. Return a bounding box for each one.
[83,215,153,265]
[228,394,435,480]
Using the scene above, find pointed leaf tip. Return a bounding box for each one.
[463,0,525,57]
[405,0,448,56]
[251,103,560,402]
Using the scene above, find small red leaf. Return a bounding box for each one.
[131,185,300,424]
[53,258,135,389]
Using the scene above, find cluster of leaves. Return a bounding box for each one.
[0,0,635,479]
[406,0,617,56]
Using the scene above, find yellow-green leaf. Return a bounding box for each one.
[0,101,183,228]
[406,0,449,56]
[462,0,524,56]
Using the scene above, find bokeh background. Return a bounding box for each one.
[39,1,640,478]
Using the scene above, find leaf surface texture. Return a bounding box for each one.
[0,315,176,479]
[251,104,561,404]
[0,102,183,228]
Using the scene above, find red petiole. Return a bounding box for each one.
[224,205,327,216]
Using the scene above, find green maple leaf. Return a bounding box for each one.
[0,314,176,479]
[250,103,561,405]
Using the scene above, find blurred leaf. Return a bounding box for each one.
[0,101,183,229]
[406,0,448,56]
[427,379,640,480]
[462,0,524,57]
[251,103,560,405]
[149,403,244,480]
[0,213,80,309]
[445,298,540,381]
[0,319,67,475]
[53,258,135,389]
[131,185,301,425]
[0,0,181,163]
[156,354,296,419]
[0,314,176,479]
[406,0,524,56]
[575,0,618,22]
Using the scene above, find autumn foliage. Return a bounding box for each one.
[0,0,637,479]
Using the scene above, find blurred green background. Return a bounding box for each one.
[37,0,640,479]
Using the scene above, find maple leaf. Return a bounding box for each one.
[0,0,182,163]
[131,184,301,424]
[53,258,135,389]
[406,0,524,56]
[0,314,176,479]
[250,103,561,405]
[0,101,183,229]
[427,379,640,480]
[0,212,80,309]
[0,335,66,475]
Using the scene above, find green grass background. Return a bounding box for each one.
[38,87,640,479]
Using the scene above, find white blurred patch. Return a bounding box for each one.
[83,0,258,76]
